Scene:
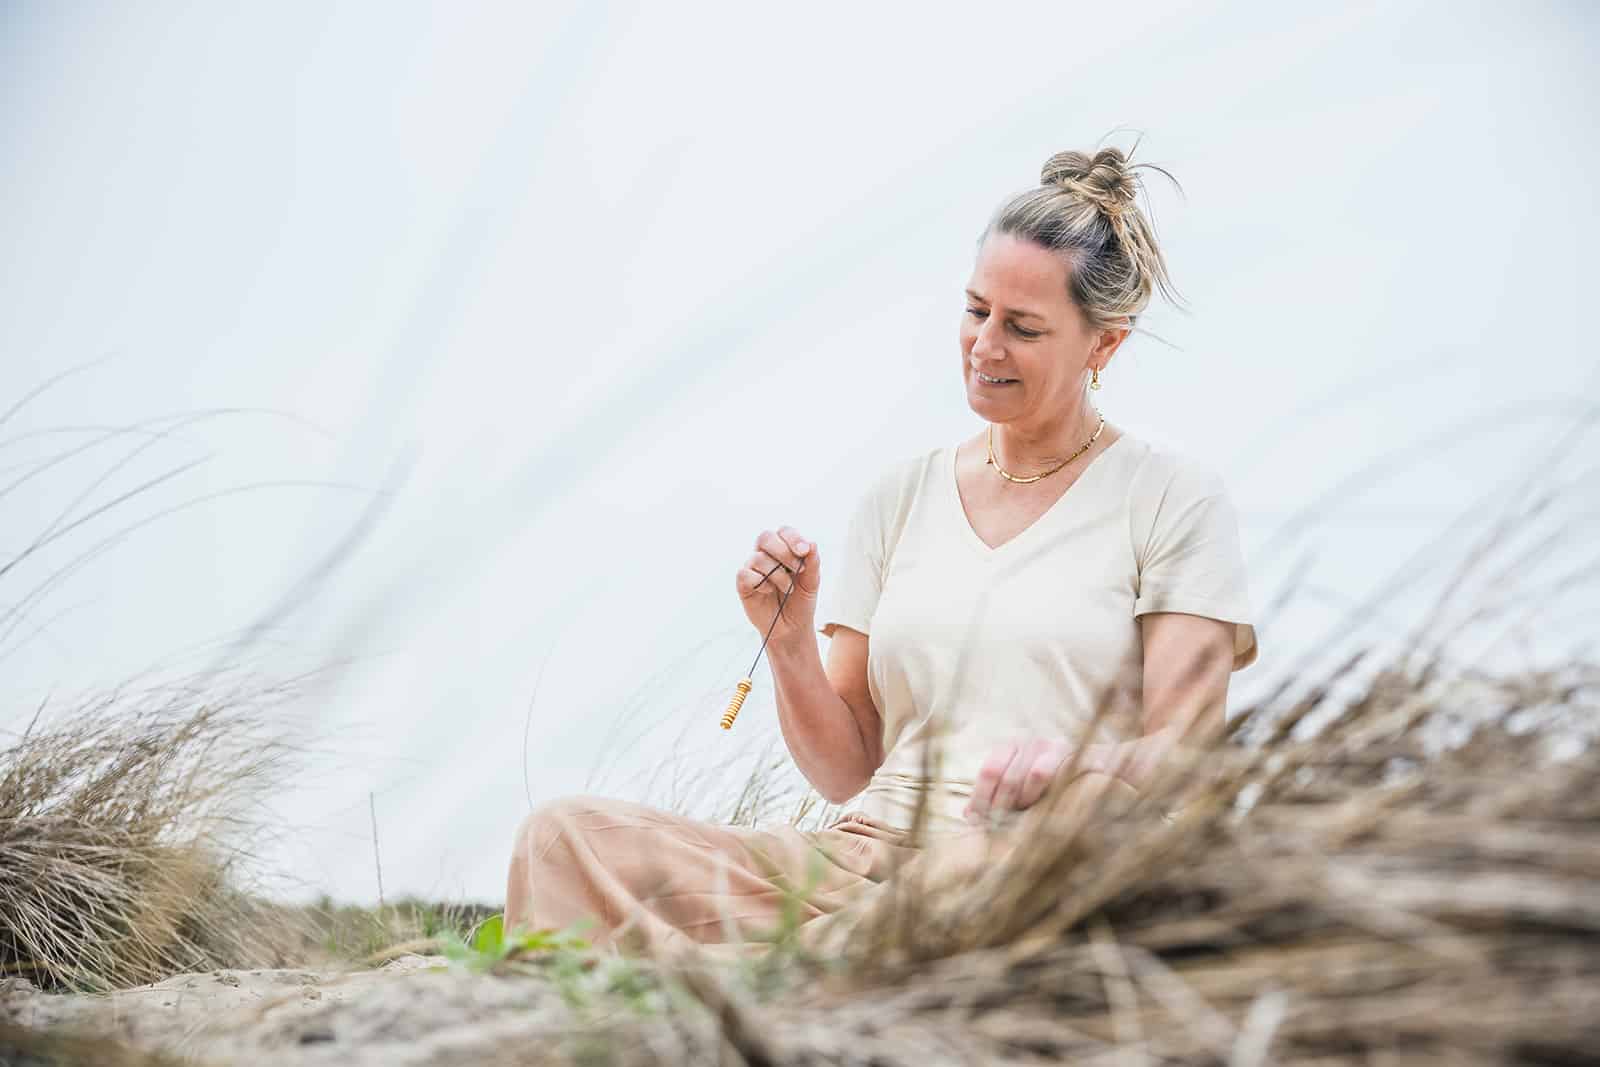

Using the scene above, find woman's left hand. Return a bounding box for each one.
[963,738,1107,824]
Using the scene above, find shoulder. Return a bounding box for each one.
[1122,437,1232,511]
[858,446,942,510]
[1119,438,1243,558]
[843,446,943,549]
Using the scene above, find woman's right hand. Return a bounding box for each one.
[735,526,821,649]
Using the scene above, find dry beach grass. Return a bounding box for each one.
[1,376,1597,1063]
[7,652,1593,1065]
[4,621,1596,1064]
[0,678,305,993]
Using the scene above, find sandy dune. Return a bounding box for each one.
[1,955,617,1065]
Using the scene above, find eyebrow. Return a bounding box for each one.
[964,289,1047,321]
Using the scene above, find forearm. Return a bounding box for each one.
[1113,612,1232,791]
[1077,726,1184,791]
[1072,695,1227,794]
[766,637,874,803]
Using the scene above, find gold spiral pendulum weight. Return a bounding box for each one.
[721,555,801,730]
[720,679,752,730]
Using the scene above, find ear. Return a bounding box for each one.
[1090,319,1132,372]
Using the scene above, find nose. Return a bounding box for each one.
[970,315,1006,363]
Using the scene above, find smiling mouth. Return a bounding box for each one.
[975,371,1018,385]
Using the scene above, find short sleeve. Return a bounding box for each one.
[817,479,887,640]
[1132,465,1259,671]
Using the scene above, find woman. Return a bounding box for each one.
[504,143,1258,958]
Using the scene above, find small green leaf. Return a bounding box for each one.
[472,914,505,956]
[510,929,556,953]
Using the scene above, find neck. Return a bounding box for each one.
[991,394,1102,471]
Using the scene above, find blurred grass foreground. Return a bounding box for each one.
[1,379,1597,1064]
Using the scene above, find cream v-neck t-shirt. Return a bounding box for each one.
[816,431,1258,836]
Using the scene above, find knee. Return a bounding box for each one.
[510,795,612,866]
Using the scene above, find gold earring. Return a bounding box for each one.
[1091,368,1102,390]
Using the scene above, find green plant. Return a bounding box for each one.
[440,913,593,975]
[437,913,678,1021]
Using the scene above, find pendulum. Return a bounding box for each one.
[720,678,752,730]
[721,557,800,730]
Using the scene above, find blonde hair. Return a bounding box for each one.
[981,140,1182,334]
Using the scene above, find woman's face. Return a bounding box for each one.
[960,232,1120,431]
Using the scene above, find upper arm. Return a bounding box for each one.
[1138,611,1233,740]
[1131,460,1259,673]
[824,625,885,774]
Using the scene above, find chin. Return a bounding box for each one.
[965,382,1011,418]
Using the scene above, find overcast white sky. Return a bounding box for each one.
[3,2,1596,903]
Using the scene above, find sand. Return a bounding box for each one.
[0,955,623,1065]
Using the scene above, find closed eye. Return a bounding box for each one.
[966,307,1041,339]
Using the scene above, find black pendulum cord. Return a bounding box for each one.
[721,557,800,729]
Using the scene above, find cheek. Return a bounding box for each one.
[1044,343,1082,374]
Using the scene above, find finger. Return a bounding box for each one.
[777,526,820,593]
[738,549,795,594]
[736,565,778,598]
[739,555,792,597]
[967,743,1020,822]
[776,526,811,570]
[751,551,795,595]
[756,529,803,579]
[990,738,1050,813]
[1017,740,1070,809]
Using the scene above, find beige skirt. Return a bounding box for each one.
[504,773,1134,959]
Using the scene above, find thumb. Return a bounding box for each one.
[793,537,821,597]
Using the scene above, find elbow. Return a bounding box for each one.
[819,772,870,807]
[819,786,852,806]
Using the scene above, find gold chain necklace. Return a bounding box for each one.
[986,411,1106,484]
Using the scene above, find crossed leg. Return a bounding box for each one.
[504,796,917,957]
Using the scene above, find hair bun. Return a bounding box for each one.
[989,133,1183,322]
[1041,147,1139,216]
